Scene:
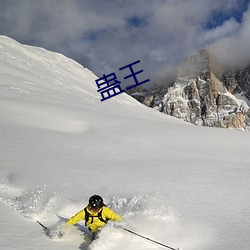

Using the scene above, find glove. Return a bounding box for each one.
[55,223,71,238]
[113,223,123,229]
[56,230,64,238]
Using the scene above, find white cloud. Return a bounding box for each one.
[209,5,250,68]
[0,0,249,86]
[200,18,240,45]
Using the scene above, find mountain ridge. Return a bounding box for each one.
[129,48,250,130]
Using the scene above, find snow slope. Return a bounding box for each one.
[0,36,250,250]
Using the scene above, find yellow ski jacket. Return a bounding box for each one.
[67,206,121,233]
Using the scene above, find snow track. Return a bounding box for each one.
[0,181,209,250]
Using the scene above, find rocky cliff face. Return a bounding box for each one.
[129,49,250,130]
[217,66,250,100]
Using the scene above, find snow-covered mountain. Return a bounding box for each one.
[130,49,250,130]
[0,36,250,250]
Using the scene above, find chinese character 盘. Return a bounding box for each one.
[95,73,124,102]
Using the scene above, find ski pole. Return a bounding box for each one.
[122,227,180,250]
[37,220,48,231]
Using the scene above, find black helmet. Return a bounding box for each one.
[89,195,104,210]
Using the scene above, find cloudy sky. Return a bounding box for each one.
[0,0,249,87]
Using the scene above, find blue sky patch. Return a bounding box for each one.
[126,15,148,28]
[206,0,249,29]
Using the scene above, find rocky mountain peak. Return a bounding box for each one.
[177,48,210,78]
[129,49,250,130]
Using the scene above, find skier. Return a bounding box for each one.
[66,194,121,239]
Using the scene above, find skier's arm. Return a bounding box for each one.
[104,207,122,222]
[67,209,85,225]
